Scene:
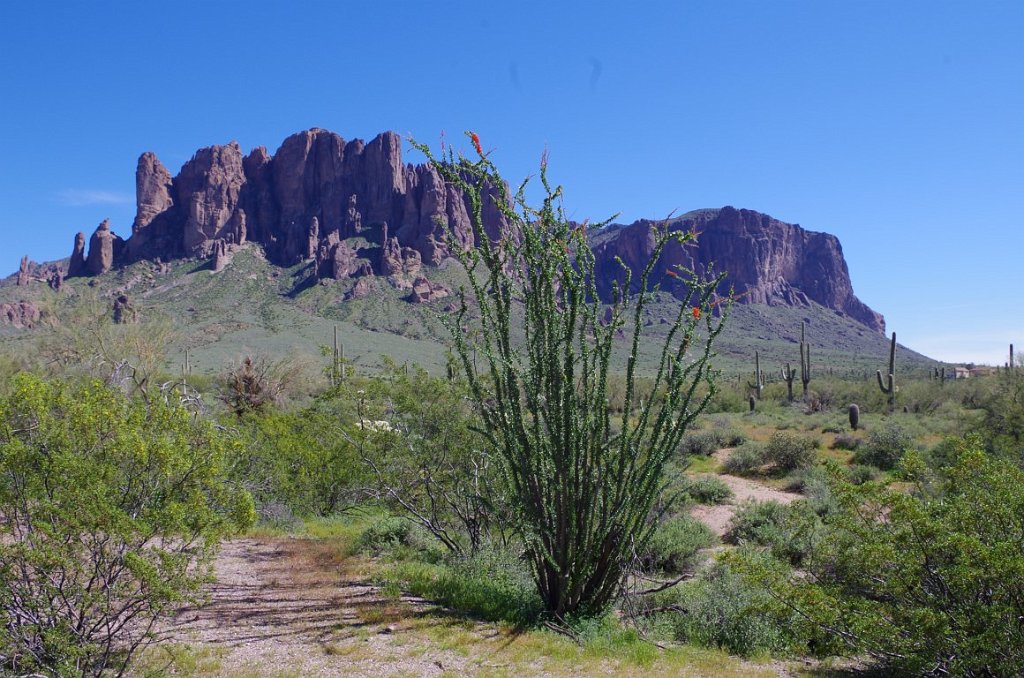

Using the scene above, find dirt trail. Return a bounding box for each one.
[688,449,803,537]
[157,538,477,677]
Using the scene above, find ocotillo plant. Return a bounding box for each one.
[748,351,765,399]
[799,320,811,402]
[781,363,796,402]
[414,133,729,618]
[876,331,897,414]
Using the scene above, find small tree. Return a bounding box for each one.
[0,375,255,676]
[413,134,728,617]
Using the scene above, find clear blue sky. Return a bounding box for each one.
[1,1,1021,364]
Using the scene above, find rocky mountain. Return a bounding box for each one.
[42,128,882,333]
[592,208,885,333]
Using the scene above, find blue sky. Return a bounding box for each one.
[1,1,1021,364]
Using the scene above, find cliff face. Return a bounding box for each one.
[591,207,884,333]
[101,128,504,271]
[61,128,883,333]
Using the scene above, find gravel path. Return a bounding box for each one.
[157,538,476,677]
[688,449,802,537]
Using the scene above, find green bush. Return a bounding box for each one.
[678,430,723,456]
[238,399,365,518]
[721,442,767,475]
[642,516,716,573]
[854,422,914,470]
[669,562,794,656]
[726,500,790,546]
[682,475,734,505]
[846,464,880,485]
[726,500,819,566]
[380,547,542,625]
[357,516,415,555]
[764,431,819,472]
[0,375,254,677]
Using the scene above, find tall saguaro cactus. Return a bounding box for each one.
[748,351,765,399]
[876,331,897,414]
[799,320,811,402]
[781,363,796,402]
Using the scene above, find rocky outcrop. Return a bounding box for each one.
[0,301,42,329]
[51,128,883,332]
[67,232,87,277]
[408,276,450,304]
[16,256,29,286]
[211,240,229,272]
[132,153,174,235]
[112,294,136,324]
[86,220,122,275]
[590,207,884,333]
[177,142,247,255]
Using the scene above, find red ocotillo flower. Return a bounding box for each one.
[692,307,701,320]
[666,269,679,279]
[469,132,482,155]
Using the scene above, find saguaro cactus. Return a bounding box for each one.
[748,351,765,399]
[799,321,811,402]
[781,363,796,402]
[876,331,897,414]
[330,326,346,385]
[848,403,860,431]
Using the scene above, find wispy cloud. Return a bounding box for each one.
[57,189,133,206]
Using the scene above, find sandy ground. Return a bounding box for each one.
[688,449,802,537]
[155,538,480,677]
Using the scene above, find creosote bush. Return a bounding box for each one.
[641,516,715,574]
[854,422,914,470]
[681,475,733,504]
[763,431,819,472]
[722,441,767,475]
[413,133,729,617]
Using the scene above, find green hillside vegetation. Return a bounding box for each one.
[1,241,933,386]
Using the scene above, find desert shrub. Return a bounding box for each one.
[358,516,415,555]
[732,440,1024,675]
[726,500,789,546]
[678,430,723,456]
[0,375,255,677]
[727,500,819,566]
[722,442,767,475]
[764,431,819,472]
[846,464,880,485]
[641,516,715,573]
[854,422,914,470]
[668,562,795,656]
[682,475,734,505]
[830,432,861,450]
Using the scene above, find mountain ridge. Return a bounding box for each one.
[9,127,883,334]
